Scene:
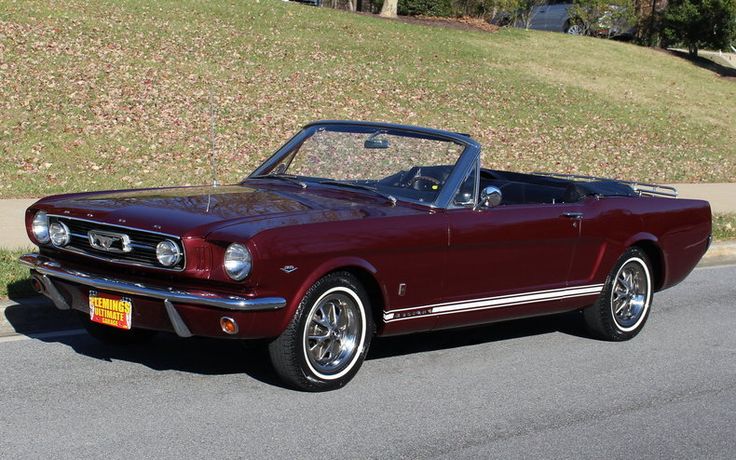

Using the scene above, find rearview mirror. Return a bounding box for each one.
[475,186,502,210]
[364,138,390,149]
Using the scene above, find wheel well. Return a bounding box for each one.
[565,17,586,30]
[331,267,385,324]
[632,241,665,291]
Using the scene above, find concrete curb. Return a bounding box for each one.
[699,241,736,267]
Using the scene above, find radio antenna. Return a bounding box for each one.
[208,89,220,187]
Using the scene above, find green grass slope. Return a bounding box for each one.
[1,0,734,198]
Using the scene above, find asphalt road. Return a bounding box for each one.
[1,264,735,459]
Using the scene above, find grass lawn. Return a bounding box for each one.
[0,249,35,299]
[0,0,735,199]
[713,214,736,241]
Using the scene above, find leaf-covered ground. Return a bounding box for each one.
[1,0,734,198]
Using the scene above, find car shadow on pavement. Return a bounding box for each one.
[7,295,592,388]
[4,296,290,388]
[369,311,590,360]
[42,332,290,389]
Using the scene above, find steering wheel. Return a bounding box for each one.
[408,175,441,191]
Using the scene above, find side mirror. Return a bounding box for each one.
[475,186,502,210]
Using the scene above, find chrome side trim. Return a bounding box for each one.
[19,253,286,312]
[164,299,193,338]
[382,284,604,323]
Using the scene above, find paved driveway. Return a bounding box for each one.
[1,264,734,458]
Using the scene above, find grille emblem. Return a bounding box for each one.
[88,230,132,253]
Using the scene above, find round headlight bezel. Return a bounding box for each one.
[224,243,252,281]
[156,239,182,267]
[32,210,50,244]
[49,221,71,247]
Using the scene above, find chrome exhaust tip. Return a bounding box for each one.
[31,275,45,294]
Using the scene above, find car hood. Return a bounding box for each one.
[34,184,410,239]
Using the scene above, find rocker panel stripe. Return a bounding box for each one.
[383,284,604,322]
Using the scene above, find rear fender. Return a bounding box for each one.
[624,233,666,291]
[595,232,661,287]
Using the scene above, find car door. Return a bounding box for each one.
[439,199,583,330]
[546,0,573,32]
[528,3,549,30]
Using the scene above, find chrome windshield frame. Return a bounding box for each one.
[245,120,482,210]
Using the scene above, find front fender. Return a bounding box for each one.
[271,256,382,336]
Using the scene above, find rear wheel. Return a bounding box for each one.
[268,272,373,391]
[583,247,653,341]
[77,312,156,345]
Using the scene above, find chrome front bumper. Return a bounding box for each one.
[19,253,287,312]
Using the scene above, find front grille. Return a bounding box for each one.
[48,215,185,271]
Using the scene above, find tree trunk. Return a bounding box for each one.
[347,0,356,11]
[647,0,657,45]
[379,0,398,17]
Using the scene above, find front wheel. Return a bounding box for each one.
[565,18,586,35]
[268,272,373,391]
[583,247,653,341]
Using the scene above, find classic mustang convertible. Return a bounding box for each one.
[21,121,711,391]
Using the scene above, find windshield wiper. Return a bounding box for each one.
[318,180,397,206]
[249,174,307,189]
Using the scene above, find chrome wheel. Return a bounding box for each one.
[611,259,650,330]
[304,289,363,377]
[583,248,654,341]
[270,272,373,391]
[566,23,584,35]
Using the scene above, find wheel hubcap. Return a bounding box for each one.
[611,261,649,328]
[305,293,361,375]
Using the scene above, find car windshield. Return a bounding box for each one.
[255,126,467,205]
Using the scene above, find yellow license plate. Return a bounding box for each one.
[89,290,133,330]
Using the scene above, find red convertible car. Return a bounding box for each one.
[21,121,711,391]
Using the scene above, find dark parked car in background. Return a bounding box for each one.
[21,121,710,391]
[494,0,636,39]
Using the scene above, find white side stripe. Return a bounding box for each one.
[385,284,604,315]
[431,286,602,314]
[383,284,603,322]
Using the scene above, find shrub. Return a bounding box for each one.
[398,0,454,16]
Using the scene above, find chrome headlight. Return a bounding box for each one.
[156,239,182,267]
[224,243,252,281]
[32,211,50,244]
[49,221,71,247]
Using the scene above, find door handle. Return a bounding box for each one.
[561,212,583,220]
